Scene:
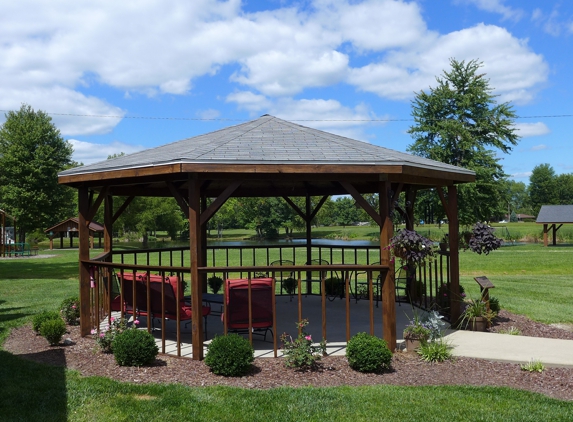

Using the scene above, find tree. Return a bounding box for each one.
[0,104,75,239]
[528,164,558,215]
[332,197,360,227]
[556,173,573,205]
[407,59,519,225]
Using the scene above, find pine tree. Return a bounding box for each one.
[408,59,519,225]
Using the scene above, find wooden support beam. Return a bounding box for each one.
[283,196,306,220]
[112,196,135,223]
[200,180,242,226]
[87,186,109,222]
[188,177,204,360]
[78,187,91,336]
[168,182,190,219]
[104,195,113,254]
[437,187,453,222]
[447,185,461,323]
[340,181,382,226]
[309,195,329,221]
[379,181,396,351]
[405,188,416,231]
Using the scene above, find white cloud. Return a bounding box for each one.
[0,0,549,136]
[513,122,550,138]
[226,91,271,112]
[457,0,524,22]
[0,86,124,135]
[530,144,548,151]
[197,109,221,120]
[347,24,548,104]
[511,171,532,179]
[531,6,570,36]
[68,139,145,165]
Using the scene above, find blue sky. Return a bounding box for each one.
[1,0,571,183]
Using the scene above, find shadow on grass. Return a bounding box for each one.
[0,350,67,421]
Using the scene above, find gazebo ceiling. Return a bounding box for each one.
[59,115,475,196]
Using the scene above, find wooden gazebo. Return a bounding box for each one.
[58,115,475,360]
[45,217,104,249]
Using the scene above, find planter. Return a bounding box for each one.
[439,242,448,252]
[468,316,487,332]
[404,337,423,352]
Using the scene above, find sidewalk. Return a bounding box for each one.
[444,329,573,368]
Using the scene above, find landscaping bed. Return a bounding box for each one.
[4,310,573,401]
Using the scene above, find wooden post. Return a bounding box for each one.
[189,177,204,359]
[104,195,113,254]
[305,193,312,294]
[380,180,396,351]
[200,195,208,292]
[447,186,461,323]
[78,187,92,336]
[543,224,548,247]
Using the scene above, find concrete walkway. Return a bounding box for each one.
[444,329,573,368]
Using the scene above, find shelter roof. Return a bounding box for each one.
[60,115,474,176]
[536,205,573,224]
[45,218,104,234]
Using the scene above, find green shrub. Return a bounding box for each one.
[325,277,343,297]
[207,275,224,294]
[112,329,159,367]
[346,332,392,373]
[282,277,297,296]
[488,296,500,313]
[39,318,67,346]
[417,339,453,362]
[60,296,80,325]
[32,310,61,333]
[521,359,545,373]
[205,334,254,376]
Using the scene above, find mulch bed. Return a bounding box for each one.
[4,309,573,401]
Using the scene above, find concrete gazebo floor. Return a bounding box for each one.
[104,296,422,359]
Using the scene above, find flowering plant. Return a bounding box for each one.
[60,297,80,326]
[92,317,136,353]
[280,319,326,369]
[403,314,431,342]
[387,229,434,265]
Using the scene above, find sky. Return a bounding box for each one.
[0,0,571,183]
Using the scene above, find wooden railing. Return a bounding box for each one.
[84,244,452,359]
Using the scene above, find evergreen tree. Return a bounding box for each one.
[0,104,75,239]
[407,59,519,225]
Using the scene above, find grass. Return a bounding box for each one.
[2,239,573,419]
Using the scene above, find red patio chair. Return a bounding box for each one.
[223,278,273,341]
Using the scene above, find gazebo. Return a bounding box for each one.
[536,205,573,246]
[1,209,17,257]
[58,115,475,360]
[45,217,104,249]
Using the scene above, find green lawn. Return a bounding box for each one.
[2,243,573,419]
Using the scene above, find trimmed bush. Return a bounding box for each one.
[39,318,67,346]
[346,332,392,373]
[112,329,159,367]
[207,275,224,294]
[205,334,254,377]
[32,311,61,333]
[60,296,80,325]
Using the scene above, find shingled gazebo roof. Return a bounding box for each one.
[59,115,474,197]
[536,205,573,224]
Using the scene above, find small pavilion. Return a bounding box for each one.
[536,205,573,246]
[58,115,475,360]
[1,209,17,257]
[45,217,104,249]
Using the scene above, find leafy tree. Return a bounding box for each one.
[332,197,360,227]
[0,104,75,239]
[407,59,519,225]
[529,164,558,215]
[556,173,573,205]
[504,180,530,215]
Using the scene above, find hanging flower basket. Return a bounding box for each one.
[388,229,435,266]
